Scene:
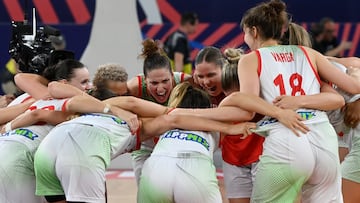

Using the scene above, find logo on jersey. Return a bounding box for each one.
[3,128,39,140]
[161,130,210,150]
[258,117,278,127]
[297,111,316,120]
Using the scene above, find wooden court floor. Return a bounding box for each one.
[106,170,229,203]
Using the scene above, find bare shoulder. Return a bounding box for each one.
[127,76,140,97]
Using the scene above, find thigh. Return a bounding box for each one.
[138,155,176,203]
[174,155,221,203]
[34,126,69,197]
[0,141,41,203]
[251,128,314,203]
[302,122,343,203]
[55,127,109,202]
[131,148,152,185]
[342,131,360,183]
[57,156,107,203]
[34,139,64,197]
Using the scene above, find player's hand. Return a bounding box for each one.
[344,99,360,128]
[227,122,256,139]
[273,95,300,110]
[275,108,309,136]
[112,106,139,134]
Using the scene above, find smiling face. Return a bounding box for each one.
[67,67,92,91]
[194,62,223,97]
[145,68,174,104]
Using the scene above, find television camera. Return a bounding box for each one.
[8,8,74,74]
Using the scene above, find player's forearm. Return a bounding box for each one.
[221,92,281,119]
[171,106,253,122]
[169,114,230,133]
[297,93,344,111]
[10,110,68,130]
[104,96,167,117]
[0,100,34,124]
[48,81,83,99]
[141,114,229,140]
[14,73,49,99]
[66,95,109,114]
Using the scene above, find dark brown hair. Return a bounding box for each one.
[139,38,172,77]
[240,0,288,41]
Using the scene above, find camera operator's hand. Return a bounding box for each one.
[0,94,15,108]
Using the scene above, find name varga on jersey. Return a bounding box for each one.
[271,52,294,62]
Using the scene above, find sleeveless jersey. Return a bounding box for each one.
[7,93,32,106]
[137,72,186,105]
[254,45,328,135]
[152,129,220,159]
[1,98,68,152]
[257,45,321,103]
[59,113,137,158]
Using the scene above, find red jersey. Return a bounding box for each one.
[222,132,264,166]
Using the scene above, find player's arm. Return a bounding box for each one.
[1,110,71,133]
[327,56,360,68]
[169,106,254,122]
[14,73,50,99]
[311,48,360,94]
[48,81,84,99]
[104,96,168,117]
[273,82,345,111]
[220,92,310,135]
[0,99,34,124]
[65,95,140,133]
[139,114,256,141]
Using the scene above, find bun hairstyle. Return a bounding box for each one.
[139,38,172,76]
[240,0,288,41]
[221,48,244,92]
[140,38,165,58]
[223,48,244,64]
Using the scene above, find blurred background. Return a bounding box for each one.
[0,0,359,168]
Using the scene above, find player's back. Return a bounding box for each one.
[257,45,321,103]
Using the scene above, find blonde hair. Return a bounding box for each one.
[287,22,312,47]
[221,48,244,91]
[92,63,128,89]
[168,82,211,108]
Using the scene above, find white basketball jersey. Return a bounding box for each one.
[7,93,32,106]
[152,129,220,159]
[257,45,321,103]
[1,98,68,151]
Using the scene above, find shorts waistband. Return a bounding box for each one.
[152,151,209,159]
[2,128,39,140]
